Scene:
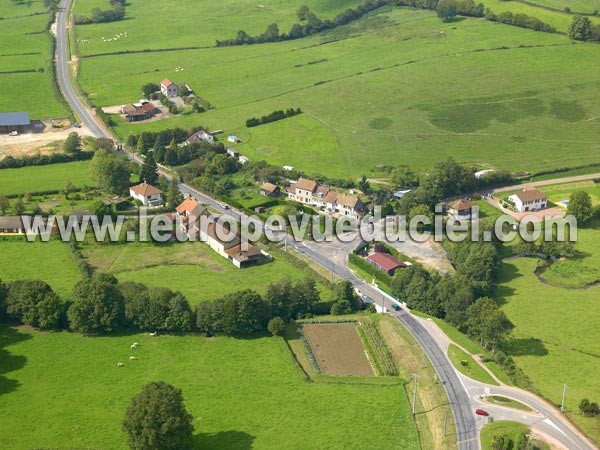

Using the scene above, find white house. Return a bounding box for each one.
[160,78,178,98]
[129,182,163,207]
[183,130,214,145]
[508,187,548,212]
[447,199,472,219]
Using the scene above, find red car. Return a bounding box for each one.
[475,409,489,416]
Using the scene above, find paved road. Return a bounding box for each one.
[54,3,596,448]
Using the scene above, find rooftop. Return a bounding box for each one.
[0,112,30,127]
[367,252,406,272]
[130,182,163,197]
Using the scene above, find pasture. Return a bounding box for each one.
[480,421,549,450]
[447,344,499,385]
[0,161,92,195]
[77,7,600,178]
[495,256,600,441]
[0,238,80,297]
[81,240,333,304]
[506,0,600,14]
[0,324,419,449]
[0,2,69,118]
[302,322,374,376]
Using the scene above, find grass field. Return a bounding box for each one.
[495,255,600,441]
[0,1,69,118]
[303,322,374,376]
[76,6,600,178]
[0,238,80,297]
[0,324,419,449]
[480,421,549,450]
[484,395,533,411]
[81,240,333,304]
[0,161,92,195]
[447,344,499,385]
[513,0,600,14]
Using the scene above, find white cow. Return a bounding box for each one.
[117,363,124,367]
[149,332,158,337]
[129,356,137,361]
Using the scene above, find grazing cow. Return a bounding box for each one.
[129,356,137,361]
[117,363,124,367]
[149,332,158,337]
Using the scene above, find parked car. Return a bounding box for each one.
[391,304,400,311]
[73,122,81,128]
[221,203,229,209]
[475,409,489,416]
[8,131,18,136]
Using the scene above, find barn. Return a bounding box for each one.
[0,112,30,133]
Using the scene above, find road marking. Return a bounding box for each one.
[543,418,568,437]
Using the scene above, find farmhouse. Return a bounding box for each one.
[184,130,214,145]
[121,102,160,122]
[260,182,280,197]
[176,197,269,268]
[287,177,365,219]
[366,252,406,275]
[0,216,25,234]
[160,78,178,98]
[129,182,163,206]
[509,187,548,212]
[0,112,30,133]
[447,199,472,219]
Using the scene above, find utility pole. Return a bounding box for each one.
[412,373,418,415]
[561,384,568,412]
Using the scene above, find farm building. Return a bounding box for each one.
[0,216,26,234]
[366,252,406,275]
[447,199,472,219]
[160,78,178,97]
[509,187,547,212]
[260,182,280,197]
[129,182,163,207]
[0,112,30,133]
[121,102,159,122]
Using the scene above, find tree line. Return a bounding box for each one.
[0,274,360,337]
[216,0,391,46]
[74,0,126,24]
[568,15,600,41]
[246,108,302,128]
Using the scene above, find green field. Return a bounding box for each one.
[447,344,499,385]
[0,1,69,118]
[0,161,92,195]
[495,255,600,441]
[76,5,600,178]
[514,0,600,14]
[0,325,419,449]
[0,238,80,297]
[480,421,549,450]
[81,240,333,304]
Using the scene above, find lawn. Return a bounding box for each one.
[526,0,600,13]
[0,161,92,195]
[77,6,600,179]
[0,4,69,118]
[0,238,80,297]
[447,343,499,385]
[484,395,533,411]
[0,324,419,449]
[81,240,333,304]
[495,255,600,442]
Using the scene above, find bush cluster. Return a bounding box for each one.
[246,108,302,127]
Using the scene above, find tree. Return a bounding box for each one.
[68,274,124,333]
[90,149,131,194]
[5,280,62,329]
[123,381,194,450]
[579,398,591,415]
[13,200,25,215]
[93,137,115,151]
[64,180,76,200]
[466,297,513,351]
[141,151,159,185]
[262,23,280,41]
[0,279,7,322]
[64,132,82,154]
[0,196,9,215]
[567,190,593,224]
[297,5,310,20]
[391,165,418,189]
[221,290,268,336]
[268,317,286,336]
[164,294,194,333]
[167,179,183,209]
[142,83,160,98]
[437,0,457,22]
[568,15,592,40]
[358,175,370,194]
[330,280,358,315]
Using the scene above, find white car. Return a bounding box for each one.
[8,131,18,136]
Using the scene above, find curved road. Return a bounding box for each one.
[54,3,596,449]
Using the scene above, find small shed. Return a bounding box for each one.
[0,112,30,133]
